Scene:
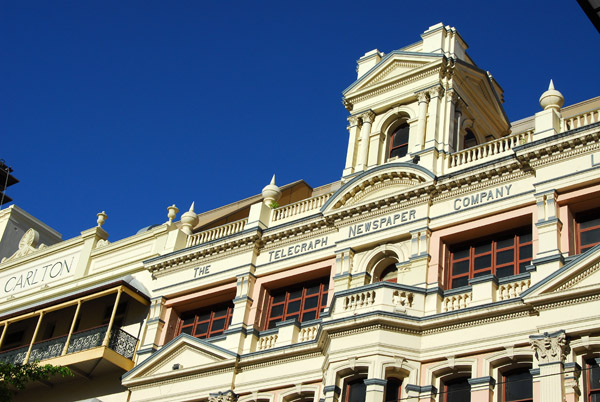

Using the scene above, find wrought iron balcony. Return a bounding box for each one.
[0,325,138,365]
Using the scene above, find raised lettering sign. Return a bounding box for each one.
[347,209,417,239]
[453,184,512,211]
[268,236,330,262]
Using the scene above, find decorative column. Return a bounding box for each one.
[424,86,444,148]
[532,190,564,279]
[530,330,569,402]
[414,91,430,151]
[445,89,459,153]
[356,111,375,171]
[343,116,362,177]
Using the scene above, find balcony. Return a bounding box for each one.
[0,325,137,369]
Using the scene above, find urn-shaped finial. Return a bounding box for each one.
[97,211,107,227]
[167,204,179,224]
[539,79,564,111]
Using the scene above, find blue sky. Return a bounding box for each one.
[2,1,599,241]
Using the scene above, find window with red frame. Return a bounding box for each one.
[379,264,398,283]
[266,277,329,329]
[384,378,403,402]
[177,301,234,339]
[586,358,600,402]
[389,124,410,159]
[443,377,471,402]
[344,378,366,402]
[503,368,532,402]
[576,209,600,254]
[447,227,533,289]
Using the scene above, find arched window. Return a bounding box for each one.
[463,129,477,149]
[379,264,398,283]
[389,123,410,159]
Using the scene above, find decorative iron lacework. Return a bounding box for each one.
[0,325,138,364]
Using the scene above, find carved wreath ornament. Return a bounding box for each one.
[529,330,569,364]
[1,228,47,263]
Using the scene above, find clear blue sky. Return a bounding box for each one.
[2,1,599,241]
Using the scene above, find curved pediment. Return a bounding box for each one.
[322,163,435,213]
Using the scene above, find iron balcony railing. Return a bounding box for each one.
[0,325,138,365]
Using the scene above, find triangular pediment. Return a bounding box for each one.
[122,333,237,383]
[343,51,443,97]
[522,245,600,299]
[322,163,435,214]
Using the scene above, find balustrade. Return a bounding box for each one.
[272,193,333,223]
[186,218,248,247]
[442,292,471,312]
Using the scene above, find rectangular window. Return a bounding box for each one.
[587,358,600,402]
[448,227,532,289]
[576,209,600,254]
[503,368,532,402]
[444,377,470,402]
[177,301,234,339]
[266,277,329,329]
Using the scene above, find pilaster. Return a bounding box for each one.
[405,384,437,402]
[356,111,375,171]
[364,378,386,402]
[344,116,362,177]
[415,91,430,151]
[424,86,444,148]
[530,330,569,402]
[468,376,495,402]
[137,296,166,362]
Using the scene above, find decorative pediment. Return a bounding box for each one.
[322,163,435,213]
[122,334,237,382]
[1,228,47,263]
[522,245,600,299]
[343,52,442,97]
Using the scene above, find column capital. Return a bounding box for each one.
[427,85,444,99]
[361,110,375,124]
[530,330,569,364]
[348,115,362,127]
[446,88,459,103]
[209,391,238,402]
[417,91,430,104]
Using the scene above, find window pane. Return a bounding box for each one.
[195,322,209,335]
[385,378,402,402]
[453,247,470,260]
[181,326,193,335]
[321,296,328,307]
[505,369,532,401]
[473,269,491,277]
[347,380,366,402]
[212,307,229,318]
[474,254,491,269]
[474,242,492,254]
[287,300,301,314]
[589,359,600,390]
[519,232,532,243]
[496,266,514,278]
[519,245,532,260]
[452,260,470,275]
[519,262,529,273]
[496,249,515,265]
[445,377,471,402]
[182,316,196,326]
[196,312,211,322]
[581,228,600,246]
[272,293,286,303]
[270,304,284,318]
[580,216,600,229]
[452,276,469,288]
[306,284,321,295]
[289,289,302,300]
[392,125,409,147]
[302,311,317,322]
[497,236,514,249]
[389,147,406,159]
[304,296,318,310]
[211,318,226,332]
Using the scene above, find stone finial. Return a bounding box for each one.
[180,202,199,235]
[97,211,107,227]
[539,80,564,111]
[530,330,569,364]
[167,204,179,224]
[262,175,282,207]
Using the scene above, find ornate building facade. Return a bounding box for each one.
[1,23,600,402]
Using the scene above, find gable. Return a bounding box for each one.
[322,163,435,214]
[522,245,600,298]
[123,334,237,382]
[343,51,443,97]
